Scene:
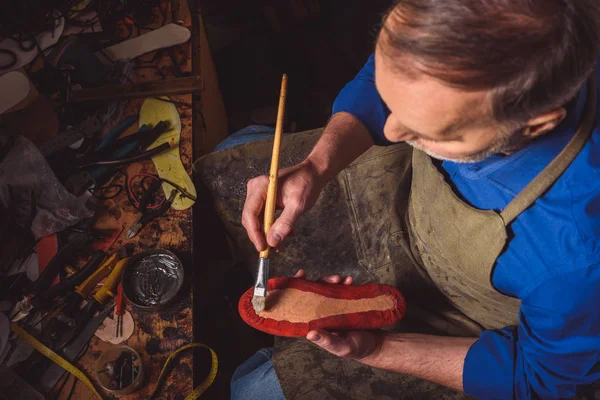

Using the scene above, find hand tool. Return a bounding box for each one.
[42,253,119,350]
[37,116,102,157]
[94,115,138,151]
[31,234,91,302]
[90,124,150,186]
[10,233,93,322]
[78,142,172,169]
[31,250,105,309]
[25,251,104,328]
[59,255,129,349]
[253,74,288,313]
[86,121,169,163]
[12,308,114,399]
[127,180,177,239]
[37,295,120,392]
[15,254,127,389]
[115,283,125,337]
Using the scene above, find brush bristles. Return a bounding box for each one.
[252,295,266,313]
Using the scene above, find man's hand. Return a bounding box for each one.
[242,160,326,251]
[290,270,384,362]
[307,329,384,362]
[292,269,384,361]
[241,112,375,252]
[294,270,473,392]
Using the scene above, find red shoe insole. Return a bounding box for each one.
[239,277,406,337]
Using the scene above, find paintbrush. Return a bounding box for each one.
[252,74,288,313]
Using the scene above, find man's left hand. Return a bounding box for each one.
[307,329,383,362]
[292,269,385,363]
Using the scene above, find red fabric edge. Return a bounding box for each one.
[238,278,407,337]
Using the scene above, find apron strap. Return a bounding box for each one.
[500,76,597,225]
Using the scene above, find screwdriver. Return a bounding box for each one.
[115,283,125,337]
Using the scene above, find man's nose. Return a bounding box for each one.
[383,116,414,142]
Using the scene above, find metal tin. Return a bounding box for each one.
[121,249,184,311]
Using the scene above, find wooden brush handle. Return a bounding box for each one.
[260,74,288,259]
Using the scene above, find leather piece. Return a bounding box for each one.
[239,277,406,337]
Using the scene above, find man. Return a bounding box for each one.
[230,0,600,398]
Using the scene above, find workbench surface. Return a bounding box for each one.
[59,2,196,399]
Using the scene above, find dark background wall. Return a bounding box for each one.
[200,0,391,133]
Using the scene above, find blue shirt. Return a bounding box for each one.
[334,55,600,399]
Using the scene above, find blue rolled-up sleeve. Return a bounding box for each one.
[464,265,600,400]
[464,327,517,400]
[332,55,392,146]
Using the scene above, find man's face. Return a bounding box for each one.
[374,50,520,163]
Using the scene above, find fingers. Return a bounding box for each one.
[320,275,341,284]
[242,177,268,251]
[293,269,306,279]
[307,329,353,358]
[267,204,302,247]
[319,275,354,285]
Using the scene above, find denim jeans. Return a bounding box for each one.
[230,347,286,400]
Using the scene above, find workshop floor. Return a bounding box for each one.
[194,1,391,398]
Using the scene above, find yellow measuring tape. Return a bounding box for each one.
[11,323,218,400]
[10,323,104,400]
[152,343,219,400]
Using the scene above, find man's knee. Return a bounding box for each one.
[231,348,285,400]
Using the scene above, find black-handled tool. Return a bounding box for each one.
[31,234,91,303]
[127,187,176,239]
[31,250,105,309]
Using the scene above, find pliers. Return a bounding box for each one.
[9,234,101,322]
[43,253,126,350]
[42,253,116,349]
[127,179,176,239]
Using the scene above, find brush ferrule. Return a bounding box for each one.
[253,257,269,297]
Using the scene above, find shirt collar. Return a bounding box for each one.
[443,80,589,195]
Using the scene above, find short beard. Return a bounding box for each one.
[407,125,528,164]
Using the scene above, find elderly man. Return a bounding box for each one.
[226,0,600,398]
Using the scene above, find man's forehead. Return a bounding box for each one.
[374,50,491,133]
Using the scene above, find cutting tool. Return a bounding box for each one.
[42,253,119,350]
[127,179,176,239]
[10,235,97,322]
[44,254,128,351]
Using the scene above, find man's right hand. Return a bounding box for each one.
[242,159,326,251]
[242,112,375,252]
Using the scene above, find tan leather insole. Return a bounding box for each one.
[257,288,395,323]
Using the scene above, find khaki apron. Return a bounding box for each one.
[272,77,597,399]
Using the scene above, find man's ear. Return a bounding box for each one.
[522,107,567,139]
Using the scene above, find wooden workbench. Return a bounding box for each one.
[56,1,219,398]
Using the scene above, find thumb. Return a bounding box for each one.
[307,330,352,357]
[267,205,301,247]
